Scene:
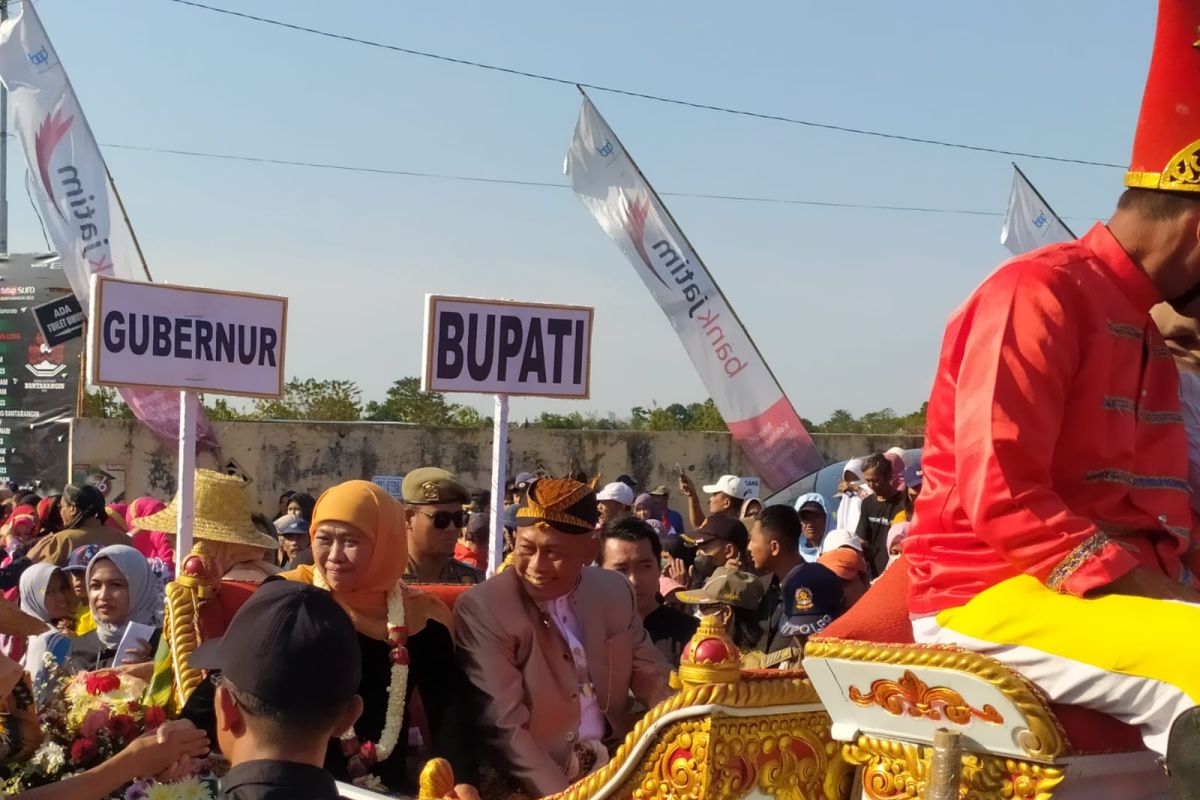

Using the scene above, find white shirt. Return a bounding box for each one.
[547,593,605,742]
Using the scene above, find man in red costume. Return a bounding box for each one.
[906,1,1200,793]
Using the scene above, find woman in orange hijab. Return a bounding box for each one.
[281,480,478,796]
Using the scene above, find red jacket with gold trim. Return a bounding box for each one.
[907,223,1199,615]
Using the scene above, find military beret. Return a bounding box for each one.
[401,467,470,505]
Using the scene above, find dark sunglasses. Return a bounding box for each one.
[416,509,468,530]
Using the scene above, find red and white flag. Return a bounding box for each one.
[0,1,215,447]
[565,96,822,489]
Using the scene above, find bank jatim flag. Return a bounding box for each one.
[0,1,215,448]
[565,96,823,488]
[1000,164,1074,256]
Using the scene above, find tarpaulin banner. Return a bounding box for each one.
[1000,164,1075,256]
[0,0,215,448]
[0,256,80,491]
[565,96,823,489]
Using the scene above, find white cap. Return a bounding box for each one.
[596,482,635,506]
[885,447,907,463]
[702,475,760,499]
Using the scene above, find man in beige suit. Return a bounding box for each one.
[454,477,673,797]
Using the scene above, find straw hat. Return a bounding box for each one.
[131,469,278,550]
[0,599,48,637]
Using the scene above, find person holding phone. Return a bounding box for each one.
[70,545,161,673]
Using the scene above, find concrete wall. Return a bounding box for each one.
[68,417,921,510]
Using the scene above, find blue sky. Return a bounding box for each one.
[15,0,1154,422]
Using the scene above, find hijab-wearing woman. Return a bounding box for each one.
[884,451,908,493]
[0,507,41,661]
[633,493,676,536]
[835,458,869,533]
[27,485,129,567]
[18,563,91,701]
[128,497,174,571]
[885,521,911,570]
[281,480,477,794]
[71,545,162,672]
[286,491,317,521]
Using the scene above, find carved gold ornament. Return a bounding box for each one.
[848,669,1004,725]
[1126,138,1200,193]
[163,580,206,711]
[543,674,825,800]
[845,736,1065,800]
[805,639,1067,760]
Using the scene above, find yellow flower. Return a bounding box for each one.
[174,777,212,800]
[144,783,177,800]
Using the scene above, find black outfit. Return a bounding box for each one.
[0,556,30,591]
[855,491,910,578]
[221,760,340,800]
[70,627,162,672]
[643,603,698,666]
[323,620,478,792]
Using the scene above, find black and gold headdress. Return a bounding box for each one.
[516,478,599,534]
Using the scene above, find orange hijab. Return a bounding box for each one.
[281,480,449,640]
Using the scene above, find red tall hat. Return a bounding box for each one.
[1126,0,1200,192]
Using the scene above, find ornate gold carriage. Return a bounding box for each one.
[801,561,1168,800]
[414,612,851,800]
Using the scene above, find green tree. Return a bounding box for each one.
[80,387,134,419]
[687,399,726,432]
[204,397,252,421]
[252,378,362,421]
[365,377,478,426]
[858,408,898,435]
[815,408,859,433]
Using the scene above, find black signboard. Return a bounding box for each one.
[32,293,84,347]
[0,255,81,492]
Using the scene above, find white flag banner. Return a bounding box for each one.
[565,97,823,489]
[0,1,216,448]
[1000,165,1074,256]
[0,1,143,300]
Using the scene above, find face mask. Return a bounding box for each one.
[692,552,718,586]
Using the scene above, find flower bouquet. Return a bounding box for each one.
[4,662,217,798]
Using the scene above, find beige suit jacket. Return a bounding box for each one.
[453,566,672,796]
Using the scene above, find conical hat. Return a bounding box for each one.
[0,599,48,637]
[131,469,278,550]
[1125,0,1200,192]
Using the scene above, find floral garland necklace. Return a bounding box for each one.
[340,581,409,789]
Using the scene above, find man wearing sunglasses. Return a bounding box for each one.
[401,467,485,585]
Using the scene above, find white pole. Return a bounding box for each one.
[487,394,509,577]
[0,1,9,254]
[176,390,197,561]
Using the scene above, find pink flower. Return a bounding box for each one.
[79,708,111,738]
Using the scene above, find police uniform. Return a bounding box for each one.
[401,467,485,585]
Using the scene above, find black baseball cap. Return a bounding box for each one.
[779,562,844,637]
[684,514,749,552]
[191,580,361,712]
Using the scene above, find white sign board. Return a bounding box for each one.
[422,295,593,398]
[88,276,287,398]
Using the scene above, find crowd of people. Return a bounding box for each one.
[0,449,914,799]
